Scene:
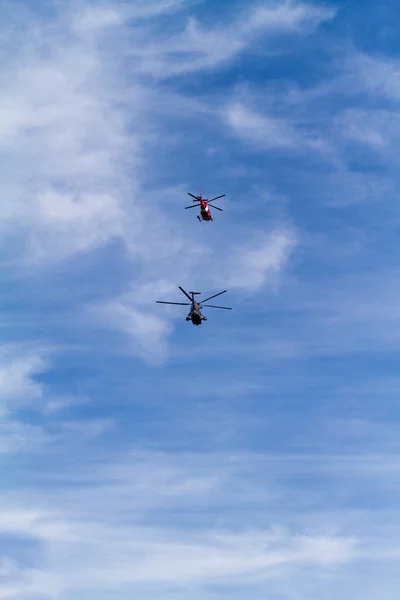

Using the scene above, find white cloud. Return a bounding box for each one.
[219,48,400,166]
[336,109,389,147]
[94,299,173,364]
[349,53,400,101]
[335,107,400,166]
[0,449,364,598]
[28,190,125,263]
[0,345,113,454]
[72,4,126,31]
[219,228,297,292]
[0,351,46,407]
[225,100,330,152]
[132,1,335,77]
[234,267,400,362]
[293,534,356,566]
[0,3,139,265]
[226,102,299,148]
[5,447,400,598]
[244,2,335,32]
[0,420,53,454]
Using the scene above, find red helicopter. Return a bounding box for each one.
[185,190,225,222]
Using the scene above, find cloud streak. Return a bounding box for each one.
[129,1,336,77]
[0,348,47,409]
[0,448,368,599]
[217,228,297,292]
[4,445,400,599]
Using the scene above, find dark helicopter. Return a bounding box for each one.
[156,287,232,325]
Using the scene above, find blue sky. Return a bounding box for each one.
[1,0,400,598]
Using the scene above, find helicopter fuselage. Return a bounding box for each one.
[191,311,202,325]
[187,302,205,325]
[199,201,213,222]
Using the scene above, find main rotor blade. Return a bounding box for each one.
[201,304,232,310]
[200,290,227,303]
[187,193,200,200]
[156,301,190,306]
[179,286,193,301]
[185,204,201,209]
[209,194,225,202]
[208,204,223,211]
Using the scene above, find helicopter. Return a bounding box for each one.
[156,287,232,325]
[185,190,225,222]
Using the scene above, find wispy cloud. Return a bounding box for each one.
[94,299,173,364]
[226,102,300,148]
[216,228,297,292]
[0,448,366,598]
[4,445,400,598]
[348,52,400,101]
[0,348,46,408]
[129,1,336,77]
[0,6,135,265]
